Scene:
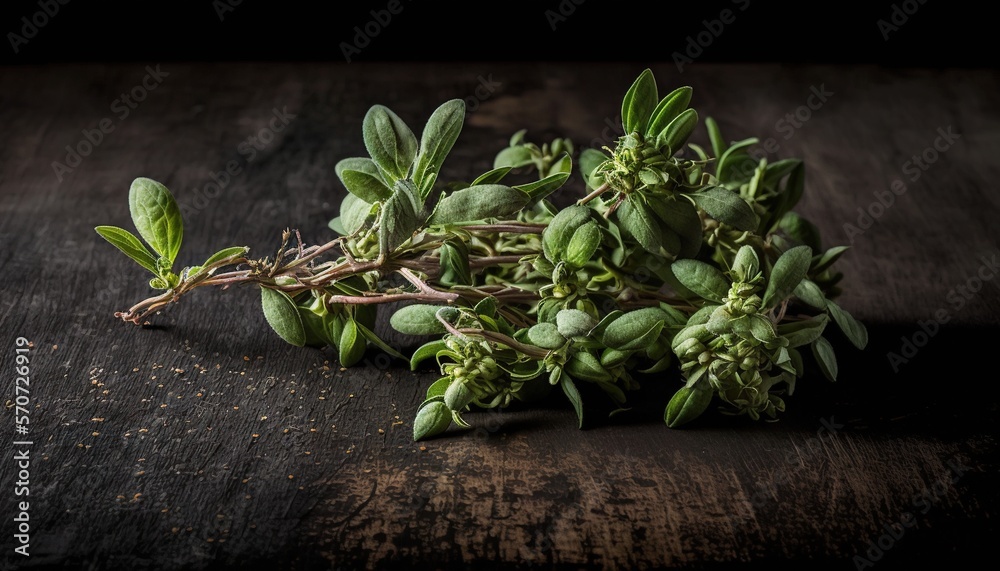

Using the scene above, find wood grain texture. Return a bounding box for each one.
[0,63,997,570]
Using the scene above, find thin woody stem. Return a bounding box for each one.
[577,182,610,205]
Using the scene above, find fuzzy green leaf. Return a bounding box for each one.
[336,157,393,203]
[617,196,662,254]
[812,336,838,382]
[664,386,712,428]
[428,184,529,225]
[656,108,698,155]
[794,279,828,309]
[621,68,658,134]
[261,288,306,347]
[565,351,612,383]
[602,307,668,350]
[514,170,570,202]
[671,259,731,303]
[95,226,160,275]
[763,245,813,308]
[493,146,533,169]
[413,400,452,441]
[363,105,418,182]
[338,318,367,367]
[646,86,693,140]
[410,340,448,371]
[412,99,465,197]
[128,177,183,264]
[527,322,566,350]
[390,304,449,336]
[560,375,585,429]
[777,315,829,348]
[827,301,868,349]
[379,180,423,255]
[203,246,249,267]
[556,309,597,339]
[688,186,758,232]
[579,148,609,190]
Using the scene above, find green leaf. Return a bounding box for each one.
[616,196,662,254]
[336,193,375,235]
[715,138,759,184]
[811,336,838,382]
[527,322,566,350]
[379,180,423,255]
[564,221,601,269]
[671,259,730,303]
[621,68,658,135]
[362,105,418,182]
[471,166,512,185]
[602,307,668,350]
[410,340,448,371]
[656,108,698,155]
[514,170,570,202]
[687,186,758,232]
[565,351,612,383]
[425,377,452,400]
[748,315,779,345]
[444,380,475,411]
[664,386,712,428]
[543,205,593,264]
[646,86,693,140]
[355,321,406,360]
[777,315,829,348]
[705,117,727,159]
[827,301,868,349]
[128,177,183,264]
[493,145,533,169]
[579,148,609,190]
[794,279,828,309]
[428,184,529,225]
[763,245,813,308]
[390,304,449,336]
[556,309,597,338]
[338,319,367,367]
[202,246,249,267]
[413,400,452,441]
[731,245,760,279]
[812,245,850,274]
[777,211,822,252]
[646,198,702,258]
[560,375,585,429]
[261,288,306,347]
[336,157,393,203]
[411,99,465,197]
[94,226,160,275]
[438,239,472,286]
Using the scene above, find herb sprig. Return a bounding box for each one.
[96,69,867,440]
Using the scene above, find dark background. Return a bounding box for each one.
[0,0,987,67]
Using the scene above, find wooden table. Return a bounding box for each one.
[1,62,997,570]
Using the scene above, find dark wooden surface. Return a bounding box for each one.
[1,62,998,570]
